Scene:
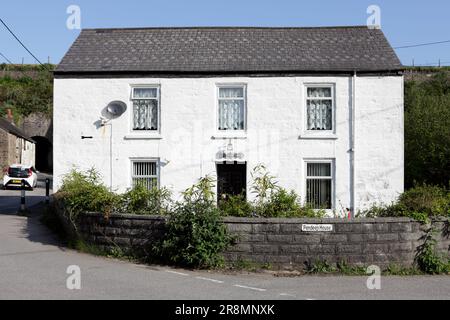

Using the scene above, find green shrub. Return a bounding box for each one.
[248,165,325,218]
[398,184,449,217]
[263,188,325,218]
[157,176,233,268]
[116,184,172,215]
[59,169,173,217]
[59,168,118,222]
[251,164,278,208]
[219,194,254,217]
[415,228,450,274]
[258,188,299,217]
[360,184,449,220]
[217,165,325,218]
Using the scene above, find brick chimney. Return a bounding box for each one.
[6,108,13,123]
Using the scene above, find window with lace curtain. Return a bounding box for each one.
[306,161,334,210]
[217,86,246,131]
[132,87,159,131]
[306,85,334,131]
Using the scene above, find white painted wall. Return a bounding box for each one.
[53,75,404,215]
[21,140,36,167]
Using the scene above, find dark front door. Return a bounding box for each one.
[217,163,247,201]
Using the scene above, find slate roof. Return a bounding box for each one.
[0,118,35,143]
[56,26,403,74]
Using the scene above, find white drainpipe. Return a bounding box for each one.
[350,71,357,218]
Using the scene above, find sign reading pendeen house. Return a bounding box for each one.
[301,224,334,232]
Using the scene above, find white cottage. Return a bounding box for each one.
[54,26,404,216]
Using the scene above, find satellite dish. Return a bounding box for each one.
[106,101,127,117]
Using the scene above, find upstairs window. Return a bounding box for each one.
[132,87,159,131]
[306,86,334,131]
[306,161,333,209]
[131,160,159,190]
[218,86,246,131]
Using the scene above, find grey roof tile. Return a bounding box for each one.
[0,118,35,143]
[56,26,402,73]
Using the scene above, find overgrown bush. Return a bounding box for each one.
[219,165,325,218]
[415,227,450,275]
[59,168,174,217]
[156,176,233,268]
[360,184,450,221]
[219,194,253,217]
[262,188,324,218]
[116,183,172,215]
[59,168,117,224]
[398,184,450,217]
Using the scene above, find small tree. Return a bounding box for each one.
[157,176,233,268]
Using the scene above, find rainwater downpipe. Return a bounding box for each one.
[350,71,357,219]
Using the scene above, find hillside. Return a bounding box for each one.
[0,64,54,124]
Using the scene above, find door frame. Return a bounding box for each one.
[216,161,248,202]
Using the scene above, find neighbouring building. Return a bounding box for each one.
[54,26,404,216]
[0,113,36,175]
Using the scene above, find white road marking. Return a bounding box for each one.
[165,270,189,276]
[234,284,267,292]
[195,276,224,284]
[279,293,296,298]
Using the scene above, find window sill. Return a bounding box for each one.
[124,134,162,140]
[212,133,247,140]
[299,134,338,140]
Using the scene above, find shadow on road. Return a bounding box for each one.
[1,172,64,249]
[0,193,47,215]
[23,202,65,248]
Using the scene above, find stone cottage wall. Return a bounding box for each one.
[0,130,9,173]
[0,131,18,174]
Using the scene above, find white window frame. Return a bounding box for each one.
[303,159,335,210]
[216,84,247,134]
[130,85,161,134]
[303,83,336,137]
[130,158,160,190]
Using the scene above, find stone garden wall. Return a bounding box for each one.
[65,210,450,270]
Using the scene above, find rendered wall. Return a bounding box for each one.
[54,75,404,214]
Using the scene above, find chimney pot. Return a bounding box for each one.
[6,108,13,123]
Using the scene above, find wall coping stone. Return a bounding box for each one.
[84,212,167,221]
[83,212,448,224]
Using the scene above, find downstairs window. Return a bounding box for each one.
[306,161,333,209]
[131,160,159,190]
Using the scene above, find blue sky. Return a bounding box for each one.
[1,0,449,66]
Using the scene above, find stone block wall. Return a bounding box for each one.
[223,217,449,269]
[65,210,450,270]
[76,213,166,254]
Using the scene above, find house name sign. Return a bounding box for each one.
[301,224,334,232]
